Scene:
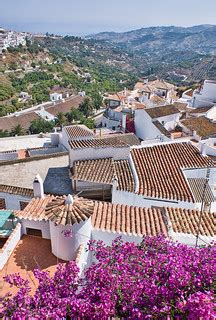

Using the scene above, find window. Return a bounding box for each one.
[0,198,6,210]
[20,201,29,210]
[26,228,42,237]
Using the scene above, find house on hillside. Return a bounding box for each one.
[0,187,215,272]
[180,117,216,141]
[60,125,95,150]
[135,104,180,141]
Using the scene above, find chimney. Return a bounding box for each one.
[112,175,118,190]
[33,174,44,198]
[122,114,127,133]
[65,194,74,205]
[200,143,207,156]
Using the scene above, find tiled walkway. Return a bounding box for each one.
[0,235,65,297]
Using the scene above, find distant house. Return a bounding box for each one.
[50,92,63,102]
[184,80,216,108]
[134,104,180,140]
[181,116,216,140]
[134,79,176,100]
[188,106,216,121]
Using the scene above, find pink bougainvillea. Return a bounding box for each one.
[1,236,215,319]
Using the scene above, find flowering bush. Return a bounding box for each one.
[1,236,215,319]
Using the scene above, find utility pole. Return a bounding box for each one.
[195,167,211,247]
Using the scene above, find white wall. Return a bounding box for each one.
[101,116,120,129]
[198,139,216,156]
[69,146,130,167]
[0,193,32,210]
[0,223,21,270]
[206,106,216,121]
[112,188,195,210]
[201,81,216,101]
[135,109,161,140]
[21,219,51,239]
[159,113,180,131]
[50,219,92,261]
[0,151,18,161]
[169,230,215,247]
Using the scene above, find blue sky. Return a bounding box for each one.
[1,0,216,35]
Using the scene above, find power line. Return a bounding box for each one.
[195,167,211,248]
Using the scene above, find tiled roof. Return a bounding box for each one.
[131,143,213,202]
[189,106,213,114]
[0,112,40,132]
[0,184,33,197]
[145,105,180,118]
[184,89,193,97]
[167,207,215,237]
[64,125,94,140]
[187,178,215,203]
[45,95,84,116]
[69,135,131,149]
[73,158,135,192]
[92,202,168,237]
[152,120,171,138]
[73,158,114,185]
[134,103,147,109]
[150,95,166,105]
[15,195,94,226]
[173,102,188,111]
[114,160,135,192]
[181,117,216,138]
[111,133,140,146]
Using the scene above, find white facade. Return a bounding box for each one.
[0,192,32,210]
[50,92,63,102]
[134,109,179,140]
[50,219,92,261]
[69,145,130,167]
[193,80,216,108]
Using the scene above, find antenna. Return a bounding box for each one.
[195,167,211,247]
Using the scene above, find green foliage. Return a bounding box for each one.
[29,118,55,134]
[80,118,95,129]
[0,84,14,101]
[65,109,84,123]
[0,129,9,138]
[79,97,94,117]
[55,112,67,126]
[10,124,25,136]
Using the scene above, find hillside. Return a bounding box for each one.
[89,25,216,55]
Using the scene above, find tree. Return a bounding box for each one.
[65,109,83,123]
[10,124,25,136]
[79,97,94,117]
[29,119,55,134]
[91,92,103,110]
[1,236,215,319]
[55,112,66,126]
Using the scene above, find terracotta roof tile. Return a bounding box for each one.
[166,207,215,237]
[69,136,128,149]
[145,105,180,118]
[45,95,84,116]
[15,195,94,226]
[0,184,34,197]
[114,160,135,192]
[73,158,114,185]
[64,125,94,140]
[152,120,171,138]
[0,112,40,132]
[131,143,214,202]
[73,158,135,192]
[92,202,168,237]
[181,117,216,138]
[187,178,215,203]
